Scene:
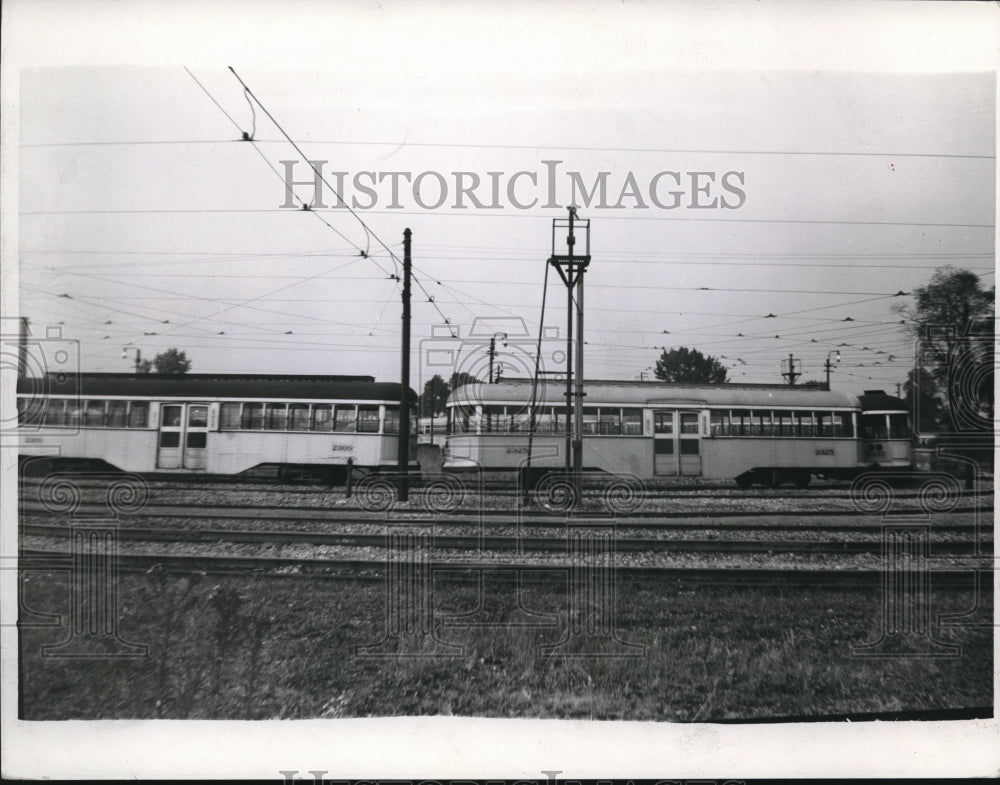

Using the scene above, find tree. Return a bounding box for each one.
[420,374,450,417]
[152,348,191,374]
[653,347,728,384]
[419,372,482,416]
[448,371,479,391]
[136,359,153,374]
[902,366,945,434]
[894,267,994,429]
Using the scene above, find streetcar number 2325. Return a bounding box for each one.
[815,448,835,456]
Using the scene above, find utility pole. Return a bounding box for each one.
[18,317,29,378]
[548,207,591,494]
[824,350,841,391]
[122,346,142,375]
[397,228,412,503]
[488,333,507,383]
[781,354,801,385]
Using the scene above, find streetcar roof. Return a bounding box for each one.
[18,373,417,403]
[447,379,859,409]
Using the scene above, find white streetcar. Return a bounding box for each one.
[17,373,418,479]
[442,379,911,487]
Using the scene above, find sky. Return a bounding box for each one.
[2,1,999,776]
[6,3,996,402]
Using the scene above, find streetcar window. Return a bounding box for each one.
[312,404,332,431]
[815,412,833,437]
[65,401,82,427]
[452,408,472,434]
[84,400,106,427]
[162,405,183,428]
[861,414,886,439]
[19,397,43,426]
[333,404,357,432]
[832,412,852,437]
[622,408,643,436]
[383,406,399,434]
[128,401,149,428]
[287,404,310,431]
[730,410,749,436]
[159,431,180,448]
[265,403,286,430]
[654,439,674,455]
[889,413,909,439]
[581,408,599,435]
[186,432,207,448]
[483,405,507,433]
[709,410,727,436]
[510,409,534,433]
[43,399,66,426]
[680,440,700,455]
[241,403,263,430]
[599,408,622,435]
[188,406,209,428]
[680,412,699,435]
[772,410,792,436]
[794,411,813,437]
[220,403,241,430]
[532,407,556,434]
[358,406,380,433]
[107,401,128,427]
[749,410,770,436]
[654,412,673,434]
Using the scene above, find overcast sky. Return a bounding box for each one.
[8,4,996,401]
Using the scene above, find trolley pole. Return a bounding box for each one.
[397,228,412,503]
[548,208,591,496]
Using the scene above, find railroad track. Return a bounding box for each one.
[19,546,992,587]
[18,500,994,520]
[20,522,991,555]
[18,476,994,502]
[18,508,993,534]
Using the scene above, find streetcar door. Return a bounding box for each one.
[677,410,702,476]
[156,402,209,469]
[183,404,209,469]
[653,410,677,476]
[156,404,184,469]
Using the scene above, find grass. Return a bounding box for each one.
[18,568,992,720]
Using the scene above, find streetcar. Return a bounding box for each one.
[441,379,912,487]
[16,373,418,478]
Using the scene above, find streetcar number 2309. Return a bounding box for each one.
[331,444,354,452]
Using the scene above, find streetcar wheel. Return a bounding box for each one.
[735,473,753,490]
